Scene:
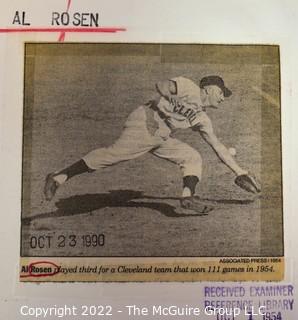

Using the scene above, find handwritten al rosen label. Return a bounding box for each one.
[11,10,100,27]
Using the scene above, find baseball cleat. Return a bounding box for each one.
[44,173,60,201]
[180,197,213,214]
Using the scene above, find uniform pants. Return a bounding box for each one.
[83,106,202,179]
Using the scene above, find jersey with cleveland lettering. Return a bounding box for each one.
[157,76,205,129]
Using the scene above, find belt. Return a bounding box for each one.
[145,100,172,128]
[144,101,173,140]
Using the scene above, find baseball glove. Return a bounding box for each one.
[235,174,261,194]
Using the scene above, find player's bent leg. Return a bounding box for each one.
[179,175,213,213]
[180,194,213,213]
[152,138,213,213]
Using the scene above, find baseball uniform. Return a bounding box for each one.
[44,75,258,206]
[82,76,213,180]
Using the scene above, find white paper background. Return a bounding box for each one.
[0,0,297,319]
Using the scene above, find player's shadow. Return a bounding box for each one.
[22,190,208,224]
[193,196,255,205]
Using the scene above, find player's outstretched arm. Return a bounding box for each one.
[201,130,247,176]
[193,114,247,176]
[193,114,261,194]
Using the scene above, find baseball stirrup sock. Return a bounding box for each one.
[58,159,95,180]
[183,175,199,196]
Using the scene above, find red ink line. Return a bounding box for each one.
[58,33,66,42]
[59,0,72,42]
[20,261,60,278]
[0,27,126,33]
[66,0,72,11]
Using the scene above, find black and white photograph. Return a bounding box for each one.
[21,43,283,263]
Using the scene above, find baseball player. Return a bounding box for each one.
[44,75,260,213]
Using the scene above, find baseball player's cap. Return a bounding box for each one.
[199,75,232,97]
